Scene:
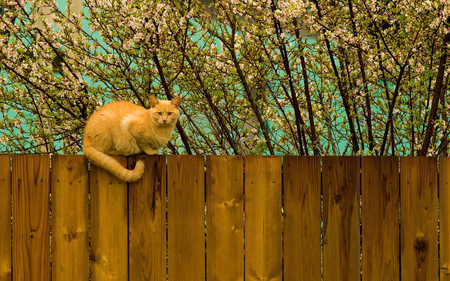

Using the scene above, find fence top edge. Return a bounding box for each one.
[0,154,447,159]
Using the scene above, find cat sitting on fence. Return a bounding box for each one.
[82,95,181,182]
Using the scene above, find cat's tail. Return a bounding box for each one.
[82,139,145,182]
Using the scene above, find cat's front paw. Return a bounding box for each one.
[143,148,158,155]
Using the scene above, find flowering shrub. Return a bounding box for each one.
[0,0,449,155]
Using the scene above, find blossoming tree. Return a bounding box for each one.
[0,0,449,156]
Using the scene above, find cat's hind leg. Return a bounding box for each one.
[132,158,145,180]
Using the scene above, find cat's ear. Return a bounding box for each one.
[171,95,181,108]
[149,96,159,108]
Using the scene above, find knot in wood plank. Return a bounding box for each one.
[414,236,428,253]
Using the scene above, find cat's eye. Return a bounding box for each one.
[167,112,173,115]
[157,112,163,115]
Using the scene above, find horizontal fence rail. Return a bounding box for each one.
[0,155,449,281]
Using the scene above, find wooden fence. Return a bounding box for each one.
[0,155,449,281]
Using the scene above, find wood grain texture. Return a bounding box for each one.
[441,157,450,280]
[51,155,89,281]
[400,157,438,281]
[129,155,166,281]
[90,156,128,281]
[322,156,360,281]
[167,155,205,281]
[283,156,321,281]
[12,155,50,281]
[244,156,282,281]
[361,157,399,281]
[0,156,11,281]
[206,156,244,281]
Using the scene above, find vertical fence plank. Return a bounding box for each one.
[361,157,399,281]
[129,155,166,281]
[167,155,205,281]
[284,156,321,281]
[206,156,244,281]
[244,156,282,281]
[12,155,50,281]
[90,156,128,281]
[323,156,360,281]
[441,157,450,280]
[401,157,438,281]
[0,156,11,281]
[51,155,89,280]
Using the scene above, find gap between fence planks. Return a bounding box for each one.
[0,155,11,281]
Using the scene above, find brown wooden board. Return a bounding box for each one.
[0,155,10,281]
[129,155,166,281]
[90,156,128,281]
[51,155,89,280]
[361,157,399,281]
[206,156,244,281]
[441,157,450,280]
[12,155,50,281]
[400,157,438,281]
[322,156,360,281]
[167,155,205,281]
[283,156,321,281]
[244,156,282,281]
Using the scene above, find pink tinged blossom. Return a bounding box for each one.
[133,32,145,41]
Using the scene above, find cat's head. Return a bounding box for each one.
[149,95,181,126]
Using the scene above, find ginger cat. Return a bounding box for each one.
[83,95,181,182]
